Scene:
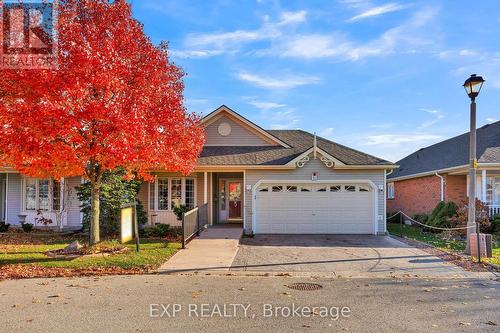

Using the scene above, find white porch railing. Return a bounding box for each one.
[489,205,500,217]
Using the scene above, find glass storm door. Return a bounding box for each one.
[228,181,242,219]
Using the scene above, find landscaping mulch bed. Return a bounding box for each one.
[45,246,130,259]
[392,235,496,273]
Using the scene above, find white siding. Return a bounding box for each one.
[204,114,273,146]
[142,172,204,227]
[6,173,22,224]
[245,158,386,234]
[65,176,82,227]
[4,174,82,227]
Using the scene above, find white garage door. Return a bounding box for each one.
[254,183,375,234]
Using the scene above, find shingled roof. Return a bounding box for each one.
[198,130,392,166]
[389,121,500,179]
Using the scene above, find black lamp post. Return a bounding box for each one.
[462,74,484,259]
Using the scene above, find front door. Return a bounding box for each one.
[228,181,242,220]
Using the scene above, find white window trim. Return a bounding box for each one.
[387,182,395,199]
[149,177,197,212]
[21,177,63,213]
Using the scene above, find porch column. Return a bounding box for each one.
[481,170,487,201]
[203,172,208,204]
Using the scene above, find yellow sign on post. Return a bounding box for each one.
[120,206,134,244]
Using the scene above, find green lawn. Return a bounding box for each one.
[387,224,500,266]
[0,237,180,270]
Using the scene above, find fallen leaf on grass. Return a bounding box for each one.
[459,322,471,326]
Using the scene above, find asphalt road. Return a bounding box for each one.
[0,274,499,333]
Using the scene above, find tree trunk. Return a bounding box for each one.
[90,182,100,244]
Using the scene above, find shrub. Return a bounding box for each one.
[21,222,34,233]
[0,221,10,232]
[489,215,500,235]
[143,224,171,238]
[77,168,147,236]
[173,204,191,221]
[412,213,429,224]
[427,201,458,229]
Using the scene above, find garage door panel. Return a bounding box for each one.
[255,183,374,234]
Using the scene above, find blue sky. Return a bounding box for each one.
[131,0,500,162]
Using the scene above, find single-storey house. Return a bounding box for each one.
[1,105,397,235]
[387,121,500,217]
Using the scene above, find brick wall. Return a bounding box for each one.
[387,174,467,216]
[444,175,467,204]
[387,175,441,216]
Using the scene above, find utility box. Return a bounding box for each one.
[470,233,493,258]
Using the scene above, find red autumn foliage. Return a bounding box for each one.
[450,199,490,235]
[0,0,205,243]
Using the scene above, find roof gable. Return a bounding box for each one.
[389,121,500,179]
[202,106,290,148]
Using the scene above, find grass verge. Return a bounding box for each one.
[387,223,499,266]
[0,234,180,279]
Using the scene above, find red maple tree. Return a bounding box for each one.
[0,0,205,244]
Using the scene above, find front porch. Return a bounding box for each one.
[469,169,500,217]
[144,171,246,227]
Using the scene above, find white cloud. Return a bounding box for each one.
[169,50,225,59]
[172,10,307,58]
[278,34,353,59]
[237,71,322,89]
[449,52,500,89]
[459,49,479,57]
[247,100,286,110]
[419,108,439,114]
[274,7,438,61]
[363,133,442,145]
[319,128,335,138]
[347,3,408,22]
[418,108,444,128]
[486,117,497,123]
[264,108,300,129]
[277,10,307,26]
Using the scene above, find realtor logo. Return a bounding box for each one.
[0,0,58,69]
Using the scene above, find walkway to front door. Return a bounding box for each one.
[159,225,242,274]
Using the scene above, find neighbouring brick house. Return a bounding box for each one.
[387,121,500,217]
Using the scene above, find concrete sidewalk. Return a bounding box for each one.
[159,226,242,274]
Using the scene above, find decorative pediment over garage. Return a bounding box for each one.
[290,147,345,169]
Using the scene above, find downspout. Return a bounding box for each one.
[435,172,444,201]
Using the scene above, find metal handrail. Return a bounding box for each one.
[181,203,209,248]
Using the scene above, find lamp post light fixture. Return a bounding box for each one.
[463,74,484,259]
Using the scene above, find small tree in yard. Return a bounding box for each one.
[451,199,490,236]
[0,0,204,244]
[77,168,148,236]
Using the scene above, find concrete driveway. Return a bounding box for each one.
[230,235,492,278]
